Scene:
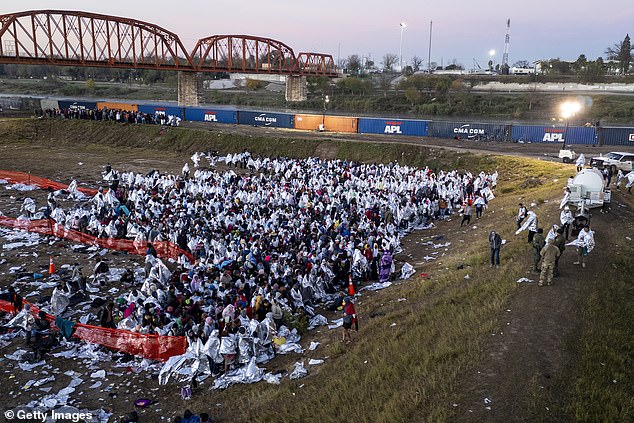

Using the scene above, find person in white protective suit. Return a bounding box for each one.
[575,153,585,172]
[560,206,574,240]
[515,210,538,243]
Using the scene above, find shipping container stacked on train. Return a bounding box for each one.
[39,98,634,148]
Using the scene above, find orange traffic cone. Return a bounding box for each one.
[48,256,55,274]
[347,275,355,296]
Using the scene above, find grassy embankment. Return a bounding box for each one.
[0,118,631,422]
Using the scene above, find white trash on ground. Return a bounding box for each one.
[400,263,415,279]
[289,361,308,380]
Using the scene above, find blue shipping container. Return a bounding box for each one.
[512,125,596,144]
[598,127,634,146]
[184,107,237,124]
[429,121,510,141]
[138,104,184,118]
[58,100,97,110]
[238,111,294,128]
[358,118,429,136]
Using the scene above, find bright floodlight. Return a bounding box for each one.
[488,49,496,57]
[400,22,407,28]
[560,100,582,119]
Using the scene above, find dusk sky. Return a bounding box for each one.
[2,1,632,69]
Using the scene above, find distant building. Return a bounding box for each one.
[510,66,536,75]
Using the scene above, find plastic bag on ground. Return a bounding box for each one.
[50,287,70,315]
[289,361,308,380]
[212,357,264,390]
[308,314,328,330]
[400,263,415,279]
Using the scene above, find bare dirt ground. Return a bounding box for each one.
[0,120,632,422]
[451,193,634,422]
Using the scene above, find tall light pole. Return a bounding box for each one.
[399,22,406,72]
[427,20,433,73]
[560,100,582,150]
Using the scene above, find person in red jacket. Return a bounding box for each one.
[342,297,358,343]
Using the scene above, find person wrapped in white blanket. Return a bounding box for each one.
[570,225,594,268]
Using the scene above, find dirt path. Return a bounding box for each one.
[450,189,633,422]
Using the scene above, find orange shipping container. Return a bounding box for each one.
[295,113,358,133]
[96,101,138,112]
[294,114,324,131]
[324,116,358,133]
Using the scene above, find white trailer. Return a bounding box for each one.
[565,168,605,209]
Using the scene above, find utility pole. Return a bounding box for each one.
[428,20,433,73]
[399,22,407,72]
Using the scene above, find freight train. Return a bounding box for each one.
[41,98,634,147]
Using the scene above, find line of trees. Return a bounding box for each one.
[338,34,634,77]
[605,34,632,75]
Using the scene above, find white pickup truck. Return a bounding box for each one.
[589,152,634,173]
[558,149,576,163]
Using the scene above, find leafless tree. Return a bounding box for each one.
[411,56,423,72]
[382,53,398,72]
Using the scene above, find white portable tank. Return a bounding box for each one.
[569,168,605,208]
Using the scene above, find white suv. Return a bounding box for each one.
[589,152,633,173]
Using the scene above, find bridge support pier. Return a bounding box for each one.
[178,72,202,107]
[285,76,307,102]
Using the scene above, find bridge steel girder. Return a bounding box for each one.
[0,10,337,77]
[192,35,297,74]
[297,52,336,76]
[0,9,193,70]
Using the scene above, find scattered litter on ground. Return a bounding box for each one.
[362,282,392,291]
[289,361,308,380]
[400,263,415,279]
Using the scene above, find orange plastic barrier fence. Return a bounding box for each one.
[0,170,98,196]
[0,216,194,263]
[0,299,187,361]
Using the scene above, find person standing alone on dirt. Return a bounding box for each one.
[489,230,502,268]
[539,238,561,286]
[341,297,358,343]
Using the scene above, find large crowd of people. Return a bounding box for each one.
[42,106,182,126]
[17,153,497,377]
